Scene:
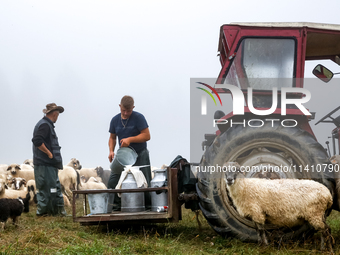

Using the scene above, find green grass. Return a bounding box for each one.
[1,202,340,254]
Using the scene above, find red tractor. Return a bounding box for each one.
[197,22,340,241]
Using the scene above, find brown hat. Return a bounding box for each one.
[43,103,64,114]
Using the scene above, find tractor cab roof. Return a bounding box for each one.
[218,22,340,64]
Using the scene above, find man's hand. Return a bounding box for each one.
[47,151,53,159]
[120,138,131,147]
[119,128,150,147]
[108,151,115,163]
[38,143,53,159]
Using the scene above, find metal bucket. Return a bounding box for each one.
[88,193,114,214]
[110,147,138,173]
[150,168,168,211]
[121,172,145,212]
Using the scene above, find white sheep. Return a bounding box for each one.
[0,176,6,194]
[66,158,82,170]
[63,194,71,207]
[6,164,34,181]
[58,166,81,200]
[26,179,37,205]
[224,162,333,251]
[79,175,107,190]
[7,178,38,206]
[0,164,8,175]
[23,159,34,168]
[0,177,29,200]
[6,175,14,189]
[25,179,70,207]
[77,166,103,182]
[9,177,27,191]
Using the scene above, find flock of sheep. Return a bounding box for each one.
[2,155,340,252]
[0,158,111,229]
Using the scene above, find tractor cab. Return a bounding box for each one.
[214,23,340,134]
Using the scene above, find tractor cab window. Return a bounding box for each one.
[224,38,295,90]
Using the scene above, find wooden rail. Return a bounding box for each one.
[72,168,182,225]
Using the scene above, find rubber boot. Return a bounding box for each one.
[57,206,69,217]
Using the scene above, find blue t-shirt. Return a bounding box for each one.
[109,111,149,153]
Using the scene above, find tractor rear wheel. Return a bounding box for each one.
[197,122,334,242]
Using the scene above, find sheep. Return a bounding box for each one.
[25,179,70,207]
[79,175,107,190]
[63,194,71,207]
[26,179,37,205]
[58,165,81,200]
[0,192,30,231]
[0,164,8,175]
[9,177,27,191]
[224,162,333,251]
[77,166,103,182]
[95,166,104,182]
[1,184,30,200]
[6,164,34,181]
[66,158,82,170]
[23,159,34,168]
[101,169,111,187]
[6,175,15,189]
[0,176,32,212]
[0,177,5,194]
[6,178,38,206]
[20,164,34,171]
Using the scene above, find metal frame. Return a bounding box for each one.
[72,168,182,225]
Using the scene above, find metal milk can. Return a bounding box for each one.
[121,172,145,212]
[150,168,168,211]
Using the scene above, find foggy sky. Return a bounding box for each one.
[0,1,340,169]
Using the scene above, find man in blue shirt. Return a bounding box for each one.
[108,95,151,210]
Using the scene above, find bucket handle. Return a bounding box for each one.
[116,145,137,155]
[126,146,137,155]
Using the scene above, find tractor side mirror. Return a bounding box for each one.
[312,64,334,83]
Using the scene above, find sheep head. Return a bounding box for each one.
[12,177,27,190]
[95,166,103,177]
[80,175,86,183]
[6,174,13,185]
[224,162,242,186]
[7,164,21,175]
[23,159,34,168]
[19,192,31,213]
[68,158,82,170]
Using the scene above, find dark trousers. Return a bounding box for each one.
[108,148,152,208]
[34,165,65,216]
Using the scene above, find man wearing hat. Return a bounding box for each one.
[32,103,67,216]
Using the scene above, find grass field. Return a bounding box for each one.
[1,202,340,254]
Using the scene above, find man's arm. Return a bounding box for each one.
[38,143,53,159]
[108,133,117,162]
[32,123,53,159]
[120,127,150,147]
